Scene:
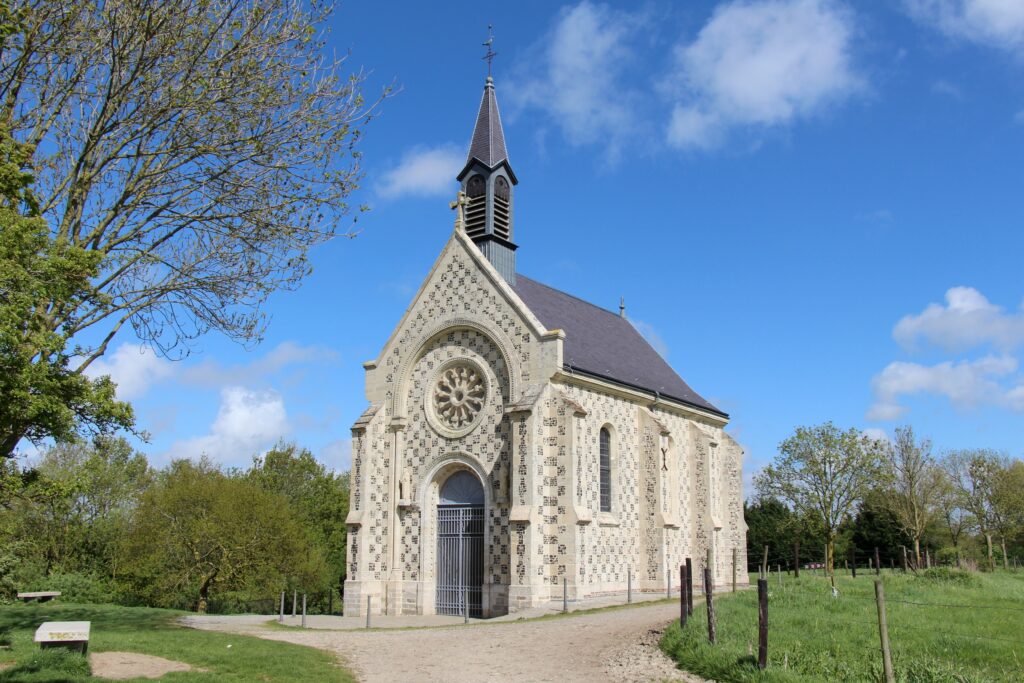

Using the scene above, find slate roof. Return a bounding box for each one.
[512,275,726,417]
[465,78,508,170]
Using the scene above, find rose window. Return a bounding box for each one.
[433,364,486,430]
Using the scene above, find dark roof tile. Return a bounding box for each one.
[513,275,725,417]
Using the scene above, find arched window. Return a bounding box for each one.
[492,176,511,239]
[599,427,612,512]
[466,174,486,198]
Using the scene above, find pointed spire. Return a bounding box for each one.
[464,77,510,172]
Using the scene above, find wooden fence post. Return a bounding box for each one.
[686,557,694,616]
[680,564,687,628]
[874,580,895,683]
[732,548,737,593]
[901,546,908,573]
[704,564,717,645]
[301,593,307,628]
[762,545,769,577]
[292,589,297,617]
[279,591,285,623]
[757,577,768,669]
[875,547,881,576]
[366,595,371,629]
[851,548,857,579]
[794,542,800,579]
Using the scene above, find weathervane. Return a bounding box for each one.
[482,24,497,78]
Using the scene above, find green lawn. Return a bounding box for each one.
[661,569,1024,683]
[0,602,355,682]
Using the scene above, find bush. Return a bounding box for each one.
[919,566,979,587]
[23,572,122,604]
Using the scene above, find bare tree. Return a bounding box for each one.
[755,422,888,590]
[884,426,945,567]
[0,0,385,456]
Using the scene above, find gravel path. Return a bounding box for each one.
[185,602,708,683]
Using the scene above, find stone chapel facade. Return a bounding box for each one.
[343,76,748,618]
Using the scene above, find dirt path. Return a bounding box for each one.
[186,602,707,683]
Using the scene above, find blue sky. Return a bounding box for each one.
[64,0,1023,492]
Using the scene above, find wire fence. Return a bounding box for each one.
[679,545,1024,681]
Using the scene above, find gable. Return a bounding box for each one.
[363,229,559,416]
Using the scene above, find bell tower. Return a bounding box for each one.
[457,72,518,285]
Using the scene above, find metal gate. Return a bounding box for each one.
[436,505,484,617]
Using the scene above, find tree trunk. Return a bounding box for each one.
[197,573,217,614]
[1001,538,1009,570]
[914,537,921,568]
[827,538,836,591]
[985,534,994,571]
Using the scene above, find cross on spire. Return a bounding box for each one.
[482,24,497,78]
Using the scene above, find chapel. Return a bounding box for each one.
[343,74,748,618]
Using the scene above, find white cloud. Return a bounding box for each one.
[507,1,644,161]
[84,343,173,400]
[181,341,336,388]
[905,0,1024,54]
[893,286,1024,353]
[867,355,1020,420]
[630,319,670,358]
[667,0,863,149]
[375,144,463,199]
[322,438,353,472]
[168,387,289,465]
[931,80,964,98]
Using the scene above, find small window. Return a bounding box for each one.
[599,427,612,512]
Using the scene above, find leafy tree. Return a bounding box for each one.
[248,442,349,594]
[0,0,385,457]
[847,488,911,568]
[0,437,149,596]
[755,422,888,587]
[943,449,1006,570]
[883,426,945,567]
[122,458,325,612]
[744,497,824,570]
[0,91,132,456]
[992,459,1024,569]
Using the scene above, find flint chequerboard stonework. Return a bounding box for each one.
[343,75,748,618]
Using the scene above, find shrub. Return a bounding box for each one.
[23,572,122,604]
[920,567,978,587]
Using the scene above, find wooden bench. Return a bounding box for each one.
[34,621,90,654]
[17,591,61,603]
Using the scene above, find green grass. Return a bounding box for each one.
[661,569,1024,683]
[0,602,355,682]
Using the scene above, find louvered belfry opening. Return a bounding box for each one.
[465,174,487,237]
[492,176,510,240]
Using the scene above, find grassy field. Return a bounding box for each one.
[661,568,1024,683]
[0,602,355,682]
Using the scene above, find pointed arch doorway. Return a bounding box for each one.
[436,470,484,617]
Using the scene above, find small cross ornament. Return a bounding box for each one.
[450,190,468,232]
